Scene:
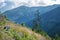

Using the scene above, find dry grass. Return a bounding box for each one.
[5,21,51,40]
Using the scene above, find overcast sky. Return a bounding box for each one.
[0,0,60,8]
[0,0,60,12]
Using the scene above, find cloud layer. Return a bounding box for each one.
[5,0,60,7]
[0,0,60,6]
[0,0,60,13]
[0,0,60,7]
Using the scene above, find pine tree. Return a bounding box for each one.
[54,34,60,40]
[21,22,26,26]
[32,10,41,32]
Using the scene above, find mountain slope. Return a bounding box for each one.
[4,5,60,37]
[0,15,51,40]
[4,5,58,23]
[41,5,60,37]
[5,21,51,40]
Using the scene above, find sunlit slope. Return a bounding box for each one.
[5,21,51,40]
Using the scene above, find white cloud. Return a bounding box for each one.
[0,0,6,9]
[0,0,60,7]
[6,0,60,7]
[0,3,6,8]
[55,0,60,4]
[0,0,4,3]
[0,0,60,13]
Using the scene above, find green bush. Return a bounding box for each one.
[53,34,60,40]
[6,27,38,40]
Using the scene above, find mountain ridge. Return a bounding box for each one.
[4,5,59,21]
[4,4,60,37]
[40,5,60,37]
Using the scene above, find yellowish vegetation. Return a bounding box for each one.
[5,21,51,40]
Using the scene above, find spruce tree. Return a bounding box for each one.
[32,10,41,32]
[54,34,60,40]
